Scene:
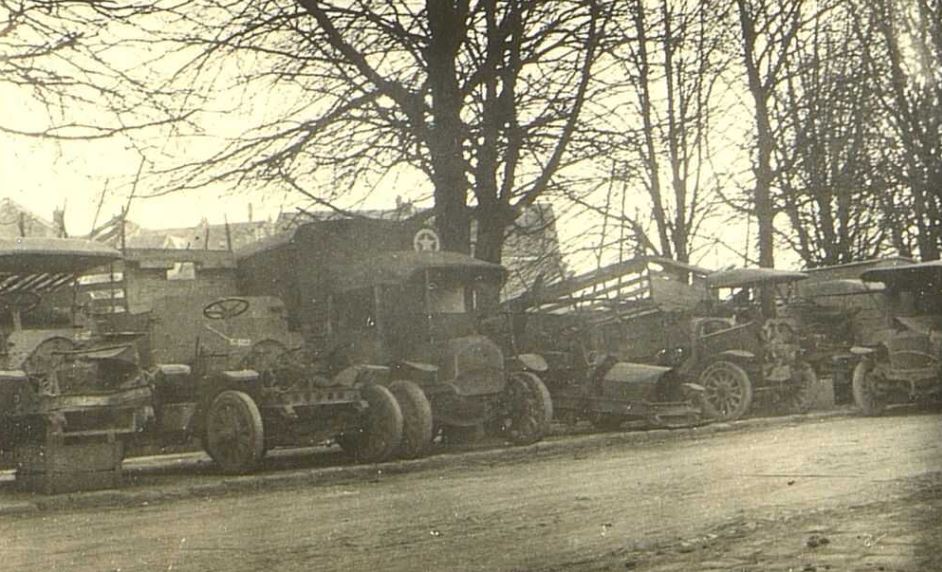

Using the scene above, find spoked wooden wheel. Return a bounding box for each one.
[500,371,553,445]
[852,360,886,416]
[698,361,753,421]
[204,390,265,474]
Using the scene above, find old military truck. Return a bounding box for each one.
[236,219,552,456]
[851,260,942,414]
[86,247,405,474]
[0,238,152,492]
[496,256,707,429]
[671,268,817,421]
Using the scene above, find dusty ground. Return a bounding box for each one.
[0,410,939,571]
[564,472,942,572]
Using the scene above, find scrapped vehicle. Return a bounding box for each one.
[664,268,817,421]
[0,238,152,492]
[786,277,888,403]
[850,260,942,414]
[237,219,552,454]
[103,293,404,474]
[496,256,707,429]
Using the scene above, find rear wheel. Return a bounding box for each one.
[784,362,817,414]
[337,384,403,463]
[204,390,265,474]
[699,361,753,421]
[389,380,433,459]
[852,360,886,416]
[501,372,553,445]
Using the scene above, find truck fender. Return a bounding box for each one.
[334,364,393,388]
[154,364,192,376]
[716,349,756,361]
[510,353,549,373]
[389,360,438,384]
[682,382,706,394]
[850,346,876,356]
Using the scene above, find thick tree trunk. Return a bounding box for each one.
[427,0,471,253]
[737,0,776,316]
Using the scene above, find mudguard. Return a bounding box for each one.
[511,353,549,373]
[850,346,876,356]
[333,364,391,388]
[599,361,676,402]
[716,349,756,361]
[152,364,195,403]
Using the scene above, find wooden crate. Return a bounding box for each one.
[14,435,124,495]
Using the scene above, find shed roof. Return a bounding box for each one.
[123,248,237,269]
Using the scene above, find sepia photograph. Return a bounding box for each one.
[1,1,940,570]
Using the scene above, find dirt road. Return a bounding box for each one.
[1,411,940,571]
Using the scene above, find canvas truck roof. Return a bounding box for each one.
[860,259,942,285]
[705,267,808,289]
[0,238,120,295]
[331,251,506,292]
[799,278,885,298]
[0,238,120,274]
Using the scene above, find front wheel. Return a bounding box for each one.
[204,390,265,475]
[852,360,886,416]
[500,372,553,445]
[337,384,403,463]
[698,361,753,421]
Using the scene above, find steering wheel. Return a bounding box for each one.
[203,297,250,320]
[0,291,42,314]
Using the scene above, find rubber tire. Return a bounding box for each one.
[698,360,753,421]
[204,390,265,475]
[502,371,553,445]
[389,380,433,459]
[852,360,886,416]
[338,384,403,464]
[784,362,817,414]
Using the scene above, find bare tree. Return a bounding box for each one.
[604,0,731,264]
[733,0,808,274]
[772,1,891,266]
[865,0,942,260]
[1,1,178,140]
[156,1,609,262]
